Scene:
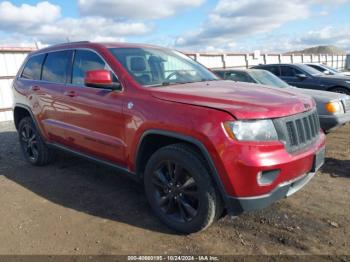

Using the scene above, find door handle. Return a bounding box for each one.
[31,85,40,91]
[64,90,77,97]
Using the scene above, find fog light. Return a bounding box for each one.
[257,169,280,186]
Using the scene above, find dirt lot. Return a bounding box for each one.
[0,121,349,255]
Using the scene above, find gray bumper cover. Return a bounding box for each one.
[227,172,316,213]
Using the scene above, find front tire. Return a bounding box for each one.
[18,117,54,166]
[144,143,222,234]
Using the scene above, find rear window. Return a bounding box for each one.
[21,54,45,80]
[42,51,71,83]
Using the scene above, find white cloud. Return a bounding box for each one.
[78,0,204,20]
[175,0,350,50]
[0,1,151,44]
[31,17,150,43]
[298,26,350,48]
[0,1,60,30]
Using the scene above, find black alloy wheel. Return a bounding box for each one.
[20,123,39,162]
[18,117,54,166]
[152,160,199,223]
[144,143,223,234]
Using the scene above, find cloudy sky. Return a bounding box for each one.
[0,0,350,52]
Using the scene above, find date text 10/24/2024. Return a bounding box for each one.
[127,256,220,261]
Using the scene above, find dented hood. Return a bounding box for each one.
[151,81,315,120]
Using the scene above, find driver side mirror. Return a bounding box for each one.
[296,74,308,80]
[85,69,121,90]
[323,70,331,75]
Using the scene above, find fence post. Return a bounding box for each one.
[291,54,294,64]
[245,54,249,68]
[263,54,267,65]
[195,53,200,62]
[222,54,227,69]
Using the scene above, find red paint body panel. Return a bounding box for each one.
[12,42,326,200]
[150,81,315,119]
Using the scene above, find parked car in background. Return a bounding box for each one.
[12,42,325,233]
[252,63,350,95]
[306,63,350,77]
[214,68,350,132]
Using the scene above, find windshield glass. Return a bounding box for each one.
[249,70,290,88]
[297,64,323,76]
[321,64,340,73]
[109,47,218,86]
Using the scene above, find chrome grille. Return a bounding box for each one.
[274,109,320,153]
[342,98,350,113]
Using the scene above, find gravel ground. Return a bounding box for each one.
[0,121,349,255]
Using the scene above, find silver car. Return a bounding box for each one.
[306,63,350,77]
[214,68,350,132]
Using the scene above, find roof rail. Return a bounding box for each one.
[65,41,91,44]
[49,41,91,48]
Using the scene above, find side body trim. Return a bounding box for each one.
[48,143,138,182]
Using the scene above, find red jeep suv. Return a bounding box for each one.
[12,42,325,233]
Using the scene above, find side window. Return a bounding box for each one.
[225,72,252,83]
[281,66,297,77]
[72,50,107,86]
[280,66,303,77]
[21,54,45,80]
[309,64,322,72]
[214,71,225,79]
[294,68,303,75]
[266,66,280,76]
[42,51,71,83]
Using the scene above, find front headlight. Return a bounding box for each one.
[325,101,344,114]
[223,119,278,141]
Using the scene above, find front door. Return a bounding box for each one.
[280,66,319,90]
[61,49,127,166]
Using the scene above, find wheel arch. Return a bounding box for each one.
[327,85,350,93]
[13,104,34,130]
[13,104,45,138]
[135,129,237,210]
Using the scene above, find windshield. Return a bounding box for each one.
[249,70,290,88]
[321,64,340,73]
[109,47,218,86]
[297,64,323,76]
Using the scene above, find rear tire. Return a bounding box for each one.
[331,87,350,95]
[18,117,55,166]
[144,143,223,234]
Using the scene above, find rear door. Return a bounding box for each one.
[18,50,72,143]
[61,49,127,166]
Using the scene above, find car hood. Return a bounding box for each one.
[150,81,315,120]
[286,86,347,103]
